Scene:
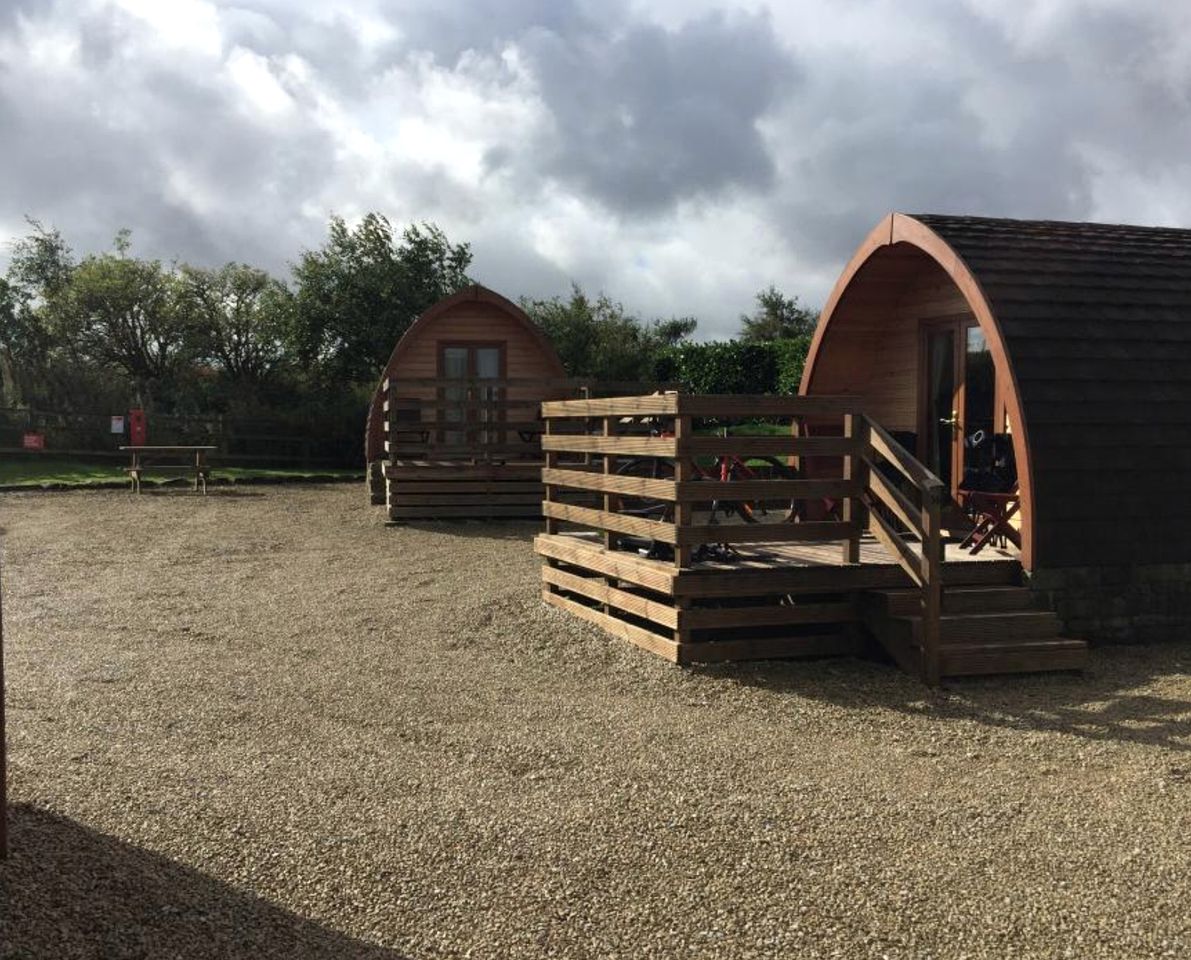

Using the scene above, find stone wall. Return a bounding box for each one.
[1027,564,1191,644]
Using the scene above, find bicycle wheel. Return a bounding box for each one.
[615,457,675,518]
[721,456,798,523]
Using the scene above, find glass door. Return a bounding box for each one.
[474,346,502,446]
[923,325,957,490]
[921,320,997,499]
[961,325,996,483]
[438,343,505,450]
[441,346,469,447]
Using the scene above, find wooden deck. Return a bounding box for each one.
[678,535,1018,571]
[537,532,1084,676]
[535,394,1085,681]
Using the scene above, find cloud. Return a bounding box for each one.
[515,8,796,213]
[0,0,1189,340]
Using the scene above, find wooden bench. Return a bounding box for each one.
[120,445,216,494]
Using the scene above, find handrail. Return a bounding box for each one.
[858,414,945,685]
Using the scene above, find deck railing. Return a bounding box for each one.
[855,415,947,684]
[538,394,947,681]
[539,393,865,567]
[384,378,660,462]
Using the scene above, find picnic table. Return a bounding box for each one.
[120,445,216,494]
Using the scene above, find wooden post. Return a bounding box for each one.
[673,416,693,571]
[841,413,868,564]
[544,412,559,535]
[385,378,398,521]
[672,414,692,648]
[602,416,619,554]
[921,484,944,685]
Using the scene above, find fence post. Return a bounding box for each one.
[841,413,868,564]
[1,549,7,859]
[921,485,944,685]
[673,415,693,571]
[602,416,618,554]
[672,413,692,649]
[543,412,558,535]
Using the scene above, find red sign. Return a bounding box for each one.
[129,408,147,446]
[22,432,45,450]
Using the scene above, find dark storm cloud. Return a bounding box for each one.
[378,0,797,212]
[0,1,341,274]
[518,10,796,212]
[767,1,1191,276]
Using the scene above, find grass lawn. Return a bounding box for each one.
[0,456,362,488]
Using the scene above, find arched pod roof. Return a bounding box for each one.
[802,212,1191,570]
[364,285,565,463]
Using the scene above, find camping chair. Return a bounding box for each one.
[958,432,1021,554]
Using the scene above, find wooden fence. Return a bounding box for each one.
[0,407,356,467]
[381,378,662,519]
[535,393,947,676]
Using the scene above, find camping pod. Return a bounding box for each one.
[801,212,1191,641]
[365,285,570,519]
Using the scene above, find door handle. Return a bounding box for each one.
[939,411,959,428]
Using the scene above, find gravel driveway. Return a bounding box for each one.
[1,485,1189,959]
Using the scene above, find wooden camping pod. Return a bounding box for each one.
[366,284,601,520]
[800,212,1191,644]
[364,284,566,467]
[802,212,1191,572]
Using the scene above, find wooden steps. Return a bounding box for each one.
[863,584,1087,678]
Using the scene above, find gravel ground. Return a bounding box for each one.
[1,485,1189,959]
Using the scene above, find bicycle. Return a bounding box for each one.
[611,422,800,560]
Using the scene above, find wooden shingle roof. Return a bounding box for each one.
[915,214,1191,566]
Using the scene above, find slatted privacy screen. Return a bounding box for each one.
[539,394,867,563]
[381,378,662,520]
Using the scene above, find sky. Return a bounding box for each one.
[1,0,1189,338]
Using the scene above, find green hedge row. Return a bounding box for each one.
[654,336,811,395]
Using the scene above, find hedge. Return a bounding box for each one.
[654,336,811,395]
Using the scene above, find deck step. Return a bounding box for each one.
[861,581,1087,679]
[938,638,1088,676]
[875,585,1042,617]
[893,611,1061,644]
[884,616,1085,676]
[936,610,1062,644]
[943,586,1044,614]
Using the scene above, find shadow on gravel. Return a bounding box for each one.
[0,805,406,959]
[695,642,1191,754]
[389,520,539,543]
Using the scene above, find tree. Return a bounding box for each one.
[180,263,291,384]
[6,218,74,303]
[2,220,73,396]
[738,285,818,341]
[521,283,696,381]
[289,213,473,383]
[54,233,197,392]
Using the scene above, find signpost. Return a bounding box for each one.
[21,432,45,451]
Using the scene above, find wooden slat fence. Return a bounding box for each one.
[381,379,665,520]
[536,393,949,679]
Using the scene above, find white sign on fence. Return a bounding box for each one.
[110,416,125,434]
